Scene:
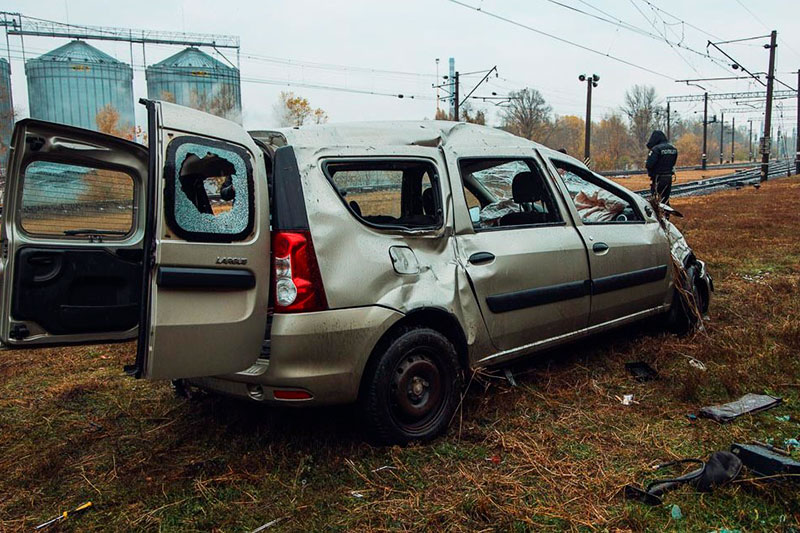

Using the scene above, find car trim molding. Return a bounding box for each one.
[486,279,591,313]
[156,266,256,290]
[485,264,668,314]
[591,265,668,295]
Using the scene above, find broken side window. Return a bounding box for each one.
[164,137,254,242]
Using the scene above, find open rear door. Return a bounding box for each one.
[131,101,270,380]
[0,120,148,346]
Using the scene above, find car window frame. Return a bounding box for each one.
[455,155,567,233]
[163,135,256,243]
[548,157,646,226]
[16,155,140,242]
[321,156,444,233]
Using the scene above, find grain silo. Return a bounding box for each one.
[146,47,242,124]
[25,40,135,133]
[0,58,13,158]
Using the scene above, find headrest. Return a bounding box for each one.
[511,172,544,203]
[422,188,435,216]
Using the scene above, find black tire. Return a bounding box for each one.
[667,263,704,335]
[360,327,463,445]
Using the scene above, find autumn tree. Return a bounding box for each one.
[500,88,551,140]
[459,101,486,125]
[274,91,328,127]
[547,115,584,157]
[0,83,15,162]
[95,105,142,142]
[674,132,702,167]
[593,113,632,171]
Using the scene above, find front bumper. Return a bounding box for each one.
[187,305,403,406]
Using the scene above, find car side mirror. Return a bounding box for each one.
[469,206,480,224]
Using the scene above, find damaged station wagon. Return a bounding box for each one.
[0,102,711,443]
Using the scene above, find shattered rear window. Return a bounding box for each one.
[164,137,254,242]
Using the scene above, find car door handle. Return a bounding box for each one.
[592,242,609,254]
[469,252,495,265]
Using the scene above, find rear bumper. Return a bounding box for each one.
[187,305,403,406]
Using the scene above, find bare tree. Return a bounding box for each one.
[500,88,551,140]
[621,85,663,157]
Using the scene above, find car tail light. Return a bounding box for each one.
[272,230,328,313]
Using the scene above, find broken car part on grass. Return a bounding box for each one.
[699,393,783,423]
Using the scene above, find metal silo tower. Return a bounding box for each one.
[146,47,242,124]
[25,40,135,133]
[0,58,13,161]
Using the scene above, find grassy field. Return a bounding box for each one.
[1,177,799,531]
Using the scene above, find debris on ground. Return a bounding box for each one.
[625,361,659,382]
[249,517,285,532]
[670,504,683,520]
[618,394,637,406]
[34,501,93,530]
[350,491,365,499]
[624,452,742,506]
[371,465,396,473]
[774,415,791,422]
[699,393,782,423]
[730,442,800,478]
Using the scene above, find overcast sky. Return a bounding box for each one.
[3,0,799,133]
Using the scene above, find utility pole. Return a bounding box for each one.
[761,30,777,181]
[731,116,735,163]
[719,112,724,164]
[748,119,754,161]
[448,57,455,120]
[666,101,671,140]
[702,92,709,169]
[453,71,460,121]
[578,74,599,162]
[796,69,800,174]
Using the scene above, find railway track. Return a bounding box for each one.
[601,160,761,178]
[634,160,796,198]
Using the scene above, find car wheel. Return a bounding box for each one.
[668,263,704,335]
[361,327,463,445]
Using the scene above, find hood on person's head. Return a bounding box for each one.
[647,130,668,149]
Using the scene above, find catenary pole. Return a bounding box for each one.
[702,92,709,169]
[731,116,735,163]
[761,30,777,181]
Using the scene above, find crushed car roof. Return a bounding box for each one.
[250,120,555,153]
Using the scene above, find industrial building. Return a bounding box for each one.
[146,47,242,124]
[25,40,135,133]
[0,57,13,158]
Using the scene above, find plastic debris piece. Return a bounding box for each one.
[350,491,365,499]
[774,415,791,422]
[485,455,502,465]
[686,414,698,421]
[785,438,800,448]
[621,394,635,406]
[249,517,285,533]
[504,368,517,387]
[699,393,782,423]
[625,361,659,382]
[670,504,683,520]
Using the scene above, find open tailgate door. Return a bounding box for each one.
[131,100,270,380]
[0,120,148,346]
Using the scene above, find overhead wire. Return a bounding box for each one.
[446,0,676,81]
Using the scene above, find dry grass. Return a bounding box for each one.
[1,178,799,531]
[610,167,750,192]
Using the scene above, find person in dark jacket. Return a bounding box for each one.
[645,130,678,204]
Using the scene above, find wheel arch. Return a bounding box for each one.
[357,306,470,400]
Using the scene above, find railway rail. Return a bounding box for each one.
[634,160,796,198]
